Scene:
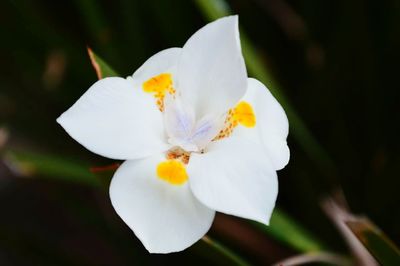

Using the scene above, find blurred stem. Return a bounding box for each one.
[321,196,379,265]
[272,252,352,266]
[346,219,400,265]
[194,0,337,180]
[202,235,251,266]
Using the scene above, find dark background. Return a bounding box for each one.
[0,0,399,265]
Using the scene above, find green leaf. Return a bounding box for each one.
[252,208,326,252]
[4,149,101,187]
[87,47,118,79]
[200,236,251,266]
[346,219,400,265]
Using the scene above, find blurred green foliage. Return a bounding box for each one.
[347,219,400,265]
[87,48,118,79]
[0,0,399,265]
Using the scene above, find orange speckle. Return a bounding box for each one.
[213,101,256,141]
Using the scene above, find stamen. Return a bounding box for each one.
[166,147,191,165]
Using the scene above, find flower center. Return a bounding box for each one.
[142,74,256,186]
[166,147,191,164]
[142,74,256,145]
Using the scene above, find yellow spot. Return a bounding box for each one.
[143,73,175,111]
[213,101,256,141]
[143,73,172,93]
[233,101,256,127]
[156,160,188,185]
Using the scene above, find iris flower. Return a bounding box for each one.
[57,16,289,253]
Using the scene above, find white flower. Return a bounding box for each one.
[57,15,289,253]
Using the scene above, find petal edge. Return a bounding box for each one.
[57,77,169,160]
[188,137,278,225]
[177,15,247,118]
[110,156,215,253]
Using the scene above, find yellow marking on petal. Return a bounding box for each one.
[233,101,256,127]
[213,101,256,140]
[157,160,188,185]
[143,73,175,111]
[143,73,172,93]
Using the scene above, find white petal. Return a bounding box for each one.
[57,77,169,160]
[177,15,247,118]
[109,155,215,253]
[188,137,278,225]
[233,78,290,170]
[130,48,182,87]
